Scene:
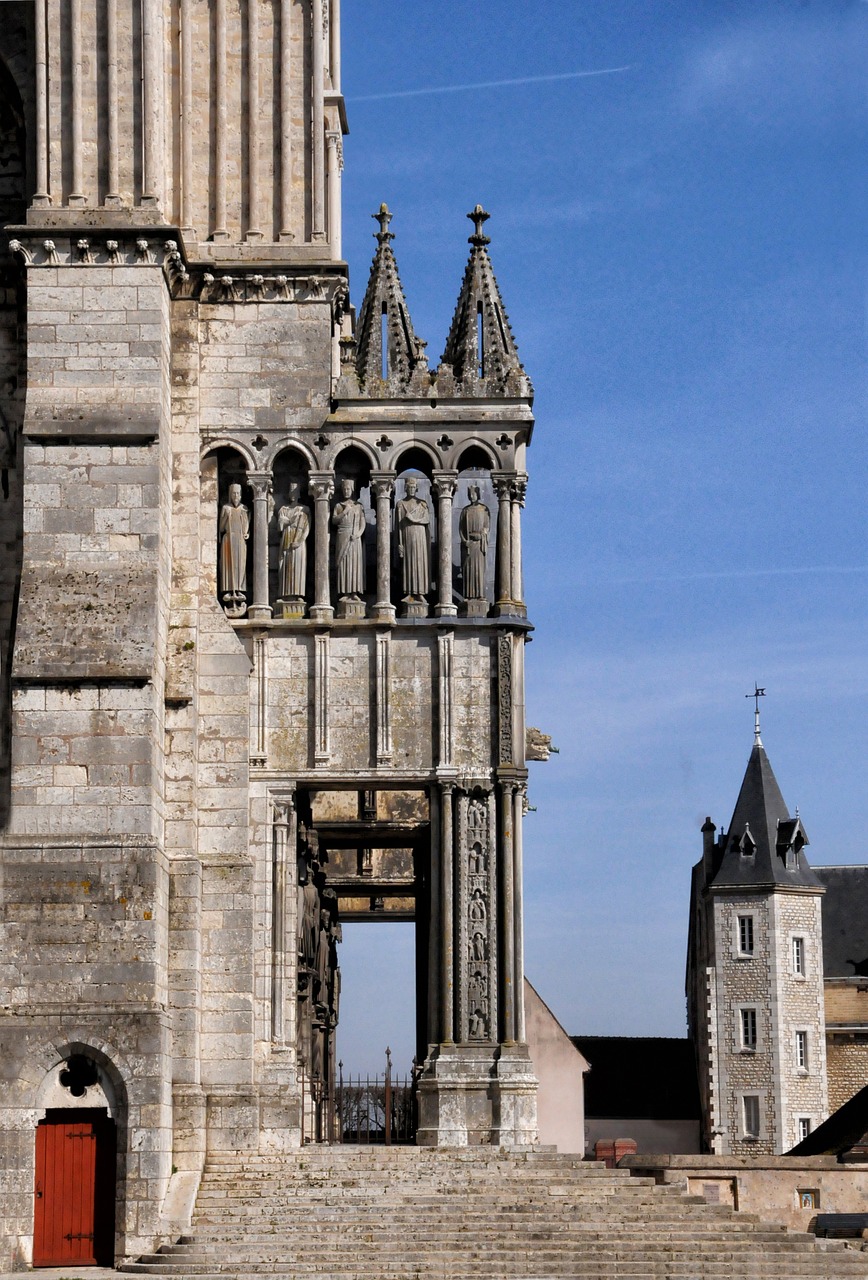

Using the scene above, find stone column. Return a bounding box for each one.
[248,471,273,621]
[370,472,395,622]
[440,783,455,1044]
[309,473,334,621]
[311,0,326,240]
[432,471,458,618]
[499,782,516,1045]
[492,473,514,616]
[326,131,342,258]
[510,476,527,618]
[272,793,296,1044]
[513,784,526,1044]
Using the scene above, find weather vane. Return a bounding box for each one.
[746,684,766,745]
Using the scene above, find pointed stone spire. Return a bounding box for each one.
[354,204,427,394]
[440,205,531,397]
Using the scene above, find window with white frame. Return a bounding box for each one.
[793,936,805,976]
[743,1094,761,1139]
[798,1117,812,1143]
[737,915,754,956]
[795,1030,808,1071]
[740,1007,758,1050]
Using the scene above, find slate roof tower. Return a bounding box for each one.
[687,718,828,1154]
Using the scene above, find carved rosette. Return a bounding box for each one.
[457,789,498,1043]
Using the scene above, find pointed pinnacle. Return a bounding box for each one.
[467,204,491,247]
[373,203,394,243]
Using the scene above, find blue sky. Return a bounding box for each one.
[334,0,868,1072]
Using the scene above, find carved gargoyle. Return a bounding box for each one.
[525,726,558,762]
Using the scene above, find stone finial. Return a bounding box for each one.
[467,204,491,247]
[373,203,394,244]
[354,205,426,395]
[441,206,529,395]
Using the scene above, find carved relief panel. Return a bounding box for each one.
[457,789,498,1043]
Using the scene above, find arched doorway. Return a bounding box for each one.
[33,1052,123,1267]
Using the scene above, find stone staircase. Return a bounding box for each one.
[121,1147,868,1279]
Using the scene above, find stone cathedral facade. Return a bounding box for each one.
[0,0,540,1266]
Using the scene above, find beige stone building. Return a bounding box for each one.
[0,0,558,1266]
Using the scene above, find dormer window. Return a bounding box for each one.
[738,827,755,858]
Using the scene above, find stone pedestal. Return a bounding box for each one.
[416,1043,538,1147]
[402,597,428,618]
[464,598,488,618]
[278,598,305,619]
[336,597,366,619]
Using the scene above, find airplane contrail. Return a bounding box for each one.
[350,65,634,104]
[608,565,868,586]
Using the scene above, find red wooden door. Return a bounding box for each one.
[33,1111,116,1267]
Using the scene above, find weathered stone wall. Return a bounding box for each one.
[770,892,827,1152]
[826,1040,868,1113]
[711,889,826,1155]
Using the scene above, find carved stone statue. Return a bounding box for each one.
[396,476,431,614]
[459,484,490,614]
[219,482,250,616]
[331,478,366,608]
[469,1009,486,1039]
[471,932,486,962]
[277,481,310,616]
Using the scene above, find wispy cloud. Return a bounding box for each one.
[350,65,634,104]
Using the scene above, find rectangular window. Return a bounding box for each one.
[743,1095,761,1139]
[793,936,805,975]
[796,1030,808,1071]
[798,1117,812,1143]
[740,1007,757,1050]
[738,915,754,955]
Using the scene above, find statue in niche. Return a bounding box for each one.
[396,477,431,613]
[219,482,250,616]
[469,889,487,925]
[277,481,310,616]
[332,478,366,604]
[469,1009,486,1039]
[300,876,320,968]
[469,842,486,875]
[471,932,486,962]
[314,906,332,1004]
[459,484,490,612]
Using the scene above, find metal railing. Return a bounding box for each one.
[337,1048,418,1145]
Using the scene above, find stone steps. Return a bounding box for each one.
[119,1148,868,1279]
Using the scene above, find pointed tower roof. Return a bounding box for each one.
[711,740,820,890]
[440,205,531,396]
[353,204,428,394]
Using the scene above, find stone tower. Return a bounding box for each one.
[687,718,828,1155]
[0,0,537,1265]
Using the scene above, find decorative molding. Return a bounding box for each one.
[497,632,513,766]
[456,788,496,1043]
[375,630,393,766]
[314,631,331,765]
[250,635,268,766]
[438,630,454,768]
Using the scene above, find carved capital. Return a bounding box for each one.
[247,470,273,500]
[432,470,458,501]
[308,472,335,503]
[511,475,528,506]
[492,472,516,504]
[370,472,396,501]
[272,791,296,825]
